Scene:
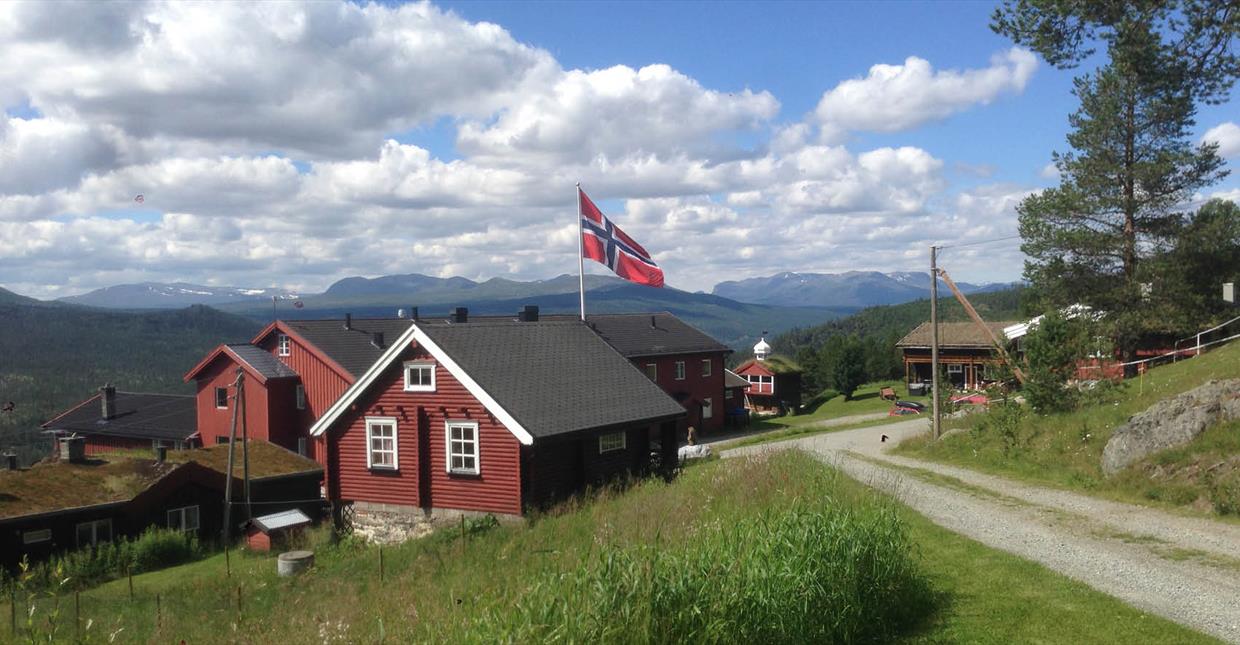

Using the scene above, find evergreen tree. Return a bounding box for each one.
[1023,309,1085,413]
[993,1,1238,372]
[1162,199,1240,328]
[831,336,867,401]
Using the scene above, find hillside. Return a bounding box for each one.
[0,304,261,465]
[773,287,1026,357]
[58,282,297,309]
[713,271,1009,307]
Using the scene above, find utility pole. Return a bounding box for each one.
[222,368,242,546]
[930,245,941,440]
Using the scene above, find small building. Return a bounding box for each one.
[183,343,305,453]
[245,508,312,552]
[307,315,686,529]
[723,369,751,426]
[896,321,1019,391]
[733,336,803,414]
[41,386,198,456]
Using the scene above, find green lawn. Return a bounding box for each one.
[896,341,1240,518]
[4,452,1212,643]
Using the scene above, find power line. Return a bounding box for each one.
[935,234,1023,251]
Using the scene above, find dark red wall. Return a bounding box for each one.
[193,358,275,448]
[255,328,355,463]
[630,352,725,433]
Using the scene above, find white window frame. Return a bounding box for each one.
[598,431,626,454]
[701,359,712,377]
[947,364,963,374]
[365,417,398,470]
[725,389,734,400]
[645,363,657,381]
[403,361,436,392]
[277,334,291,357]
[22,529,51,545]
[445,420,480,475]
[167,505,200,533]
[295,384,306,410]
[214,387,228,409]
[674,361,686,381]
[702,397,713,420]
[75,519,112,548]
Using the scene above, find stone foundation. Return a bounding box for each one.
[345,501,520,545]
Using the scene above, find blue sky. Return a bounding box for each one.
[0,1,1237,298]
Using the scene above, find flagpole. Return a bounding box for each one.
[576,182,586,321]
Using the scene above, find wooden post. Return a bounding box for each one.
[10,584,16,639]
[379,546,385,583]
[930,245,941,440]
[225,545,231,578]
[155,593,162,635]
[236,586,242,623]
[460,515,466,554]
[74,591,80,642]
[127,566,134,600]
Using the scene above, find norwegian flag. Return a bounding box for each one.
[579,188,664,288]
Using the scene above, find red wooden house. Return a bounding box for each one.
[307,312,686,523]
[42,386,198,456]
[733,337,803,414]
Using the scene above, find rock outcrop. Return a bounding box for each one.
[1101,379,1240,476]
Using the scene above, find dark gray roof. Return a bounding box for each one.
[724,369,749,389]
[418,320,686,439]
[283,318,415,377]
[227,344,297,380]
[575,313,730,358]
[42,392,197,442]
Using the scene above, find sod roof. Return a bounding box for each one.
[166,440,321,481]
[0,458,178,520]
[896,321,1019,349]
[735,355,802,375]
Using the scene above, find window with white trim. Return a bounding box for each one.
[403,361,436,392]
[674,361,686,380]
[645,363,657,381]
[446,421,480,475]
[167,505,200,533]
[366,417,398,470]
[295,384,306,410]
[598,431,626,454]
[22,529,51,545]
[947,364,963,374]
[277,334,291,357]
[214,387,228,409]
[75,519,111,548]
[725,389,734,400]
[701,359,712,377]
[702,397,713,419]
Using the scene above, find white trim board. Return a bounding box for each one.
[308,323,535,446]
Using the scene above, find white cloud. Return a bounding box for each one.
[1039,161,1060,180]
[1202,122,1240,159]
[814,47,1037,141]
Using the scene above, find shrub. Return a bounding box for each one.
[1207,470,1240,516]
[14,527,203,592]
[1023,309,1086,413]
[130,527,200,573]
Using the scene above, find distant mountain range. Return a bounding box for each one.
[57,282,298,309]
[711,271,1011,308]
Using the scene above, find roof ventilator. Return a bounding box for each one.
[452,307,468,324]
[519,305,539,322]
[344,313,352,330]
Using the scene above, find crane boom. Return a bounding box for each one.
[935,268,1026,384]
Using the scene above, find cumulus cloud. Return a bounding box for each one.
[814,47,1037,141]
[1202,122,1240,159]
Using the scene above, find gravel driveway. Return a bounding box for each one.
[723,418,1240,643]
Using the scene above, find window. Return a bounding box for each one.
[725,389,733,400]
[674,361,686,380]
[598,431,626,454]
[22,529,51,545]
[366,417,398,470]
[167,505,200,533]
[277,334,291,357]
[215,387,228,409]
[297,437,307,456]
[295,384,306,410]
[446,421,479,475]
[645,363,657,381]
[75,519,111,548]
[947,364,963,374]
[702,397,713,420]
[701,359,712,377]
[403,361,436,392]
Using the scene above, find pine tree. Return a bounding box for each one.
[993,1,1239,373]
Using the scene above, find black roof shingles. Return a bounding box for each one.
[418,320,686,439]
[283,318,415,377]
[227,344,297,379]
[577,312,731,358]
[44,392,197,442]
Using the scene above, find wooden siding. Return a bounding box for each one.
[82,436,155,457]
[330,345,523,516]
[633,353,725,433]
[257,331,353,463]
[193,358,275,447]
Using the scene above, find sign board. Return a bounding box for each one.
[1225,282,1235,304]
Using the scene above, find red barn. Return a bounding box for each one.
[733,337,803,414]
[579,313,732,434]
[42,386,198,456]
[307,313,686,527]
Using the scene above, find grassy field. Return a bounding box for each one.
[4,452,1212,643]
[896,341,1240,517]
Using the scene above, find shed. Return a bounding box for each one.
[245,508,312,552]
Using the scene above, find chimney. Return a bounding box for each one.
[59,436,86,463]
[155,446,167,464]
[100,383,117,420]
[451,307,468,324]
[344,313,352,330]
[650,315,657,329]
[4,453,16,471]
[410,306,419,321]
[519,305,539,322]
[371,331,385,349]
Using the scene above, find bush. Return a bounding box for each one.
[464,503,934,642]
[130,527,201,573]
[14,527,203,592]
[1207,470,1240,516]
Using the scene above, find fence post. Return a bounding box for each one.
[127,567,134,601]
[460,515,466,554]
[236,585,242,623]
[225,546,231,578]
[155,593,161,636]
[379,546,384,583]
[9,583,15,639]
[74,591,80,642]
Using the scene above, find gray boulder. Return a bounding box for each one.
[1101,379,1240,477]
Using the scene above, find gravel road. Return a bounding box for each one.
[723,418,1240,643]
